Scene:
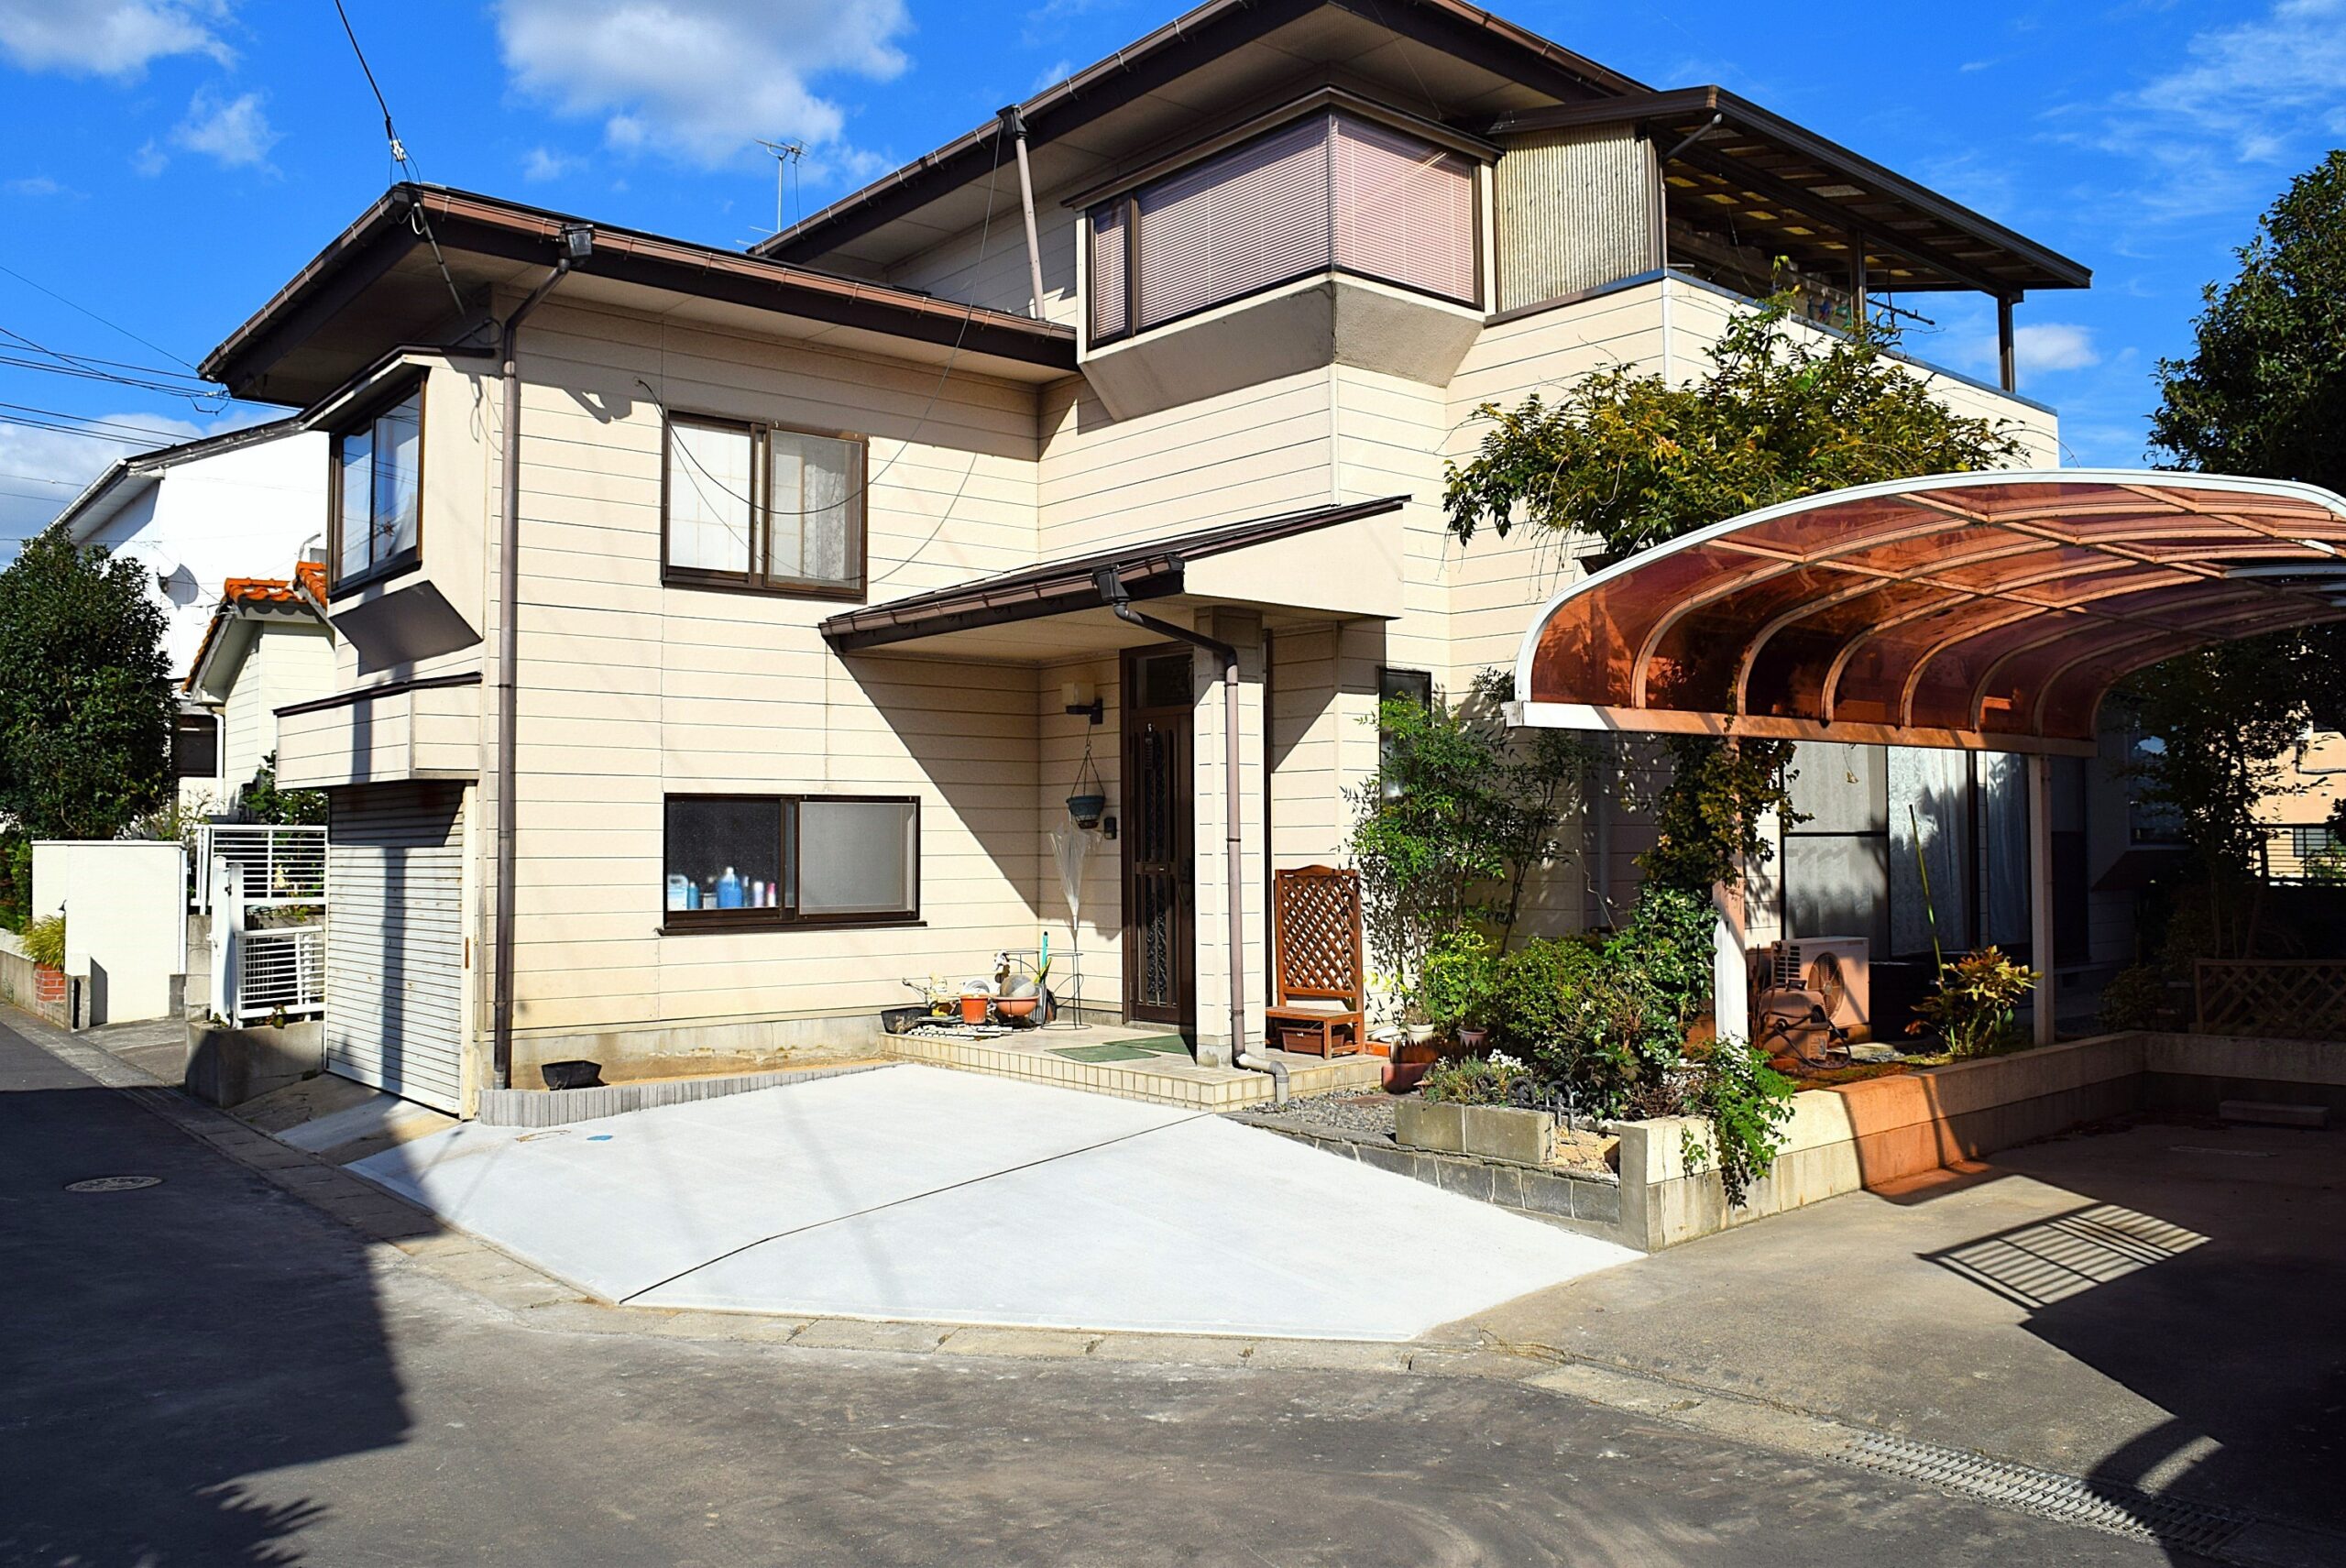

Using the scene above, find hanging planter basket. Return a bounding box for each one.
[1065,740,1107,828]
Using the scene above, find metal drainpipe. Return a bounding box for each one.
[490,229,590,1092]
[1096,574,1284,1103]
[1001,105,1048,321]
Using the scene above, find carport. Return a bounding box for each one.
[1506,469,2346,1041]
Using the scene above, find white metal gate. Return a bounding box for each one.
[324,784,466,1113]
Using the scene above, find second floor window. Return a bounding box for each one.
[1088,110,1480,345]
[663,414,866,599]
[332,382,422,587]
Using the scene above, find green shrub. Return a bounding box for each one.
[21,912,65,970]
[1677,1038,1795,1206]
[2096,963,2173,1032]
[1909,946,2039,1057]
[1420,1050,1530,1106]
[1419,927,1501,1032]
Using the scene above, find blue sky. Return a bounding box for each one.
[2,0,2342,543]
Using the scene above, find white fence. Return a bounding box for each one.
[194,824,325,914]
[207,828,327,1025]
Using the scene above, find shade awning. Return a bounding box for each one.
[1511,471,2346,755]
[822,495,1407,659]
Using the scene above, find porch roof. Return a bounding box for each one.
[1509,470,2346,757]
[820,495,1408,659]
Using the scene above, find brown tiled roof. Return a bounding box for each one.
[181,567,329,692]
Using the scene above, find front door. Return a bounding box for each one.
[1122,646,1196,1030]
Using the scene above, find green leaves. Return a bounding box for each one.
[1639,735,1806,896]
[0,532,171,844]
[1443,288,2026,555]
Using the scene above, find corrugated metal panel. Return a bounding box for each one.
[1495,126,1658,313]
[325,782,466,1113]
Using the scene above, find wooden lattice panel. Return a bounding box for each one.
[2194,959,2346,1039]
[1275,867,1360,999]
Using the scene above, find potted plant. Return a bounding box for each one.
[1065,744,1107,829]
[1420,928,1499,1053]
[21,912,65,1003]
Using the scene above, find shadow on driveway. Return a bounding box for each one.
[0,1023,411,1566]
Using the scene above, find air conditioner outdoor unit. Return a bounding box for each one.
[1760,937,1871,1051]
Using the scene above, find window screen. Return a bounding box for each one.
[172,711,220,780]
[663,797,784,914]
[766,430,861,591]
[797,799,917,917]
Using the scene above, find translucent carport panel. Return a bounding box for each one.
[1529,543,1773,708]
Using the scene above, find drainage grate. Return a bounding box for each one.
[65,1175,162,1193]
[1841,1432,2251,1556]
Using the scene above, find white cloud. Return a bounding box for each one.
[2073,0,2346,218]
[3,174,62,196]
[521,146,579,182]
[0,0,230,79]
[1030,58,1072,93]
[170,85,278,170]
[131,138,168,177]
[495,0,913,169]
[1952,320,2102,378]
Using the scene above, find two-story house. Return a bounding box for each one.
[197,0,2085,1113]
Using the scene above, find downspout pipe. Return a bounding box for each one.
[491,223,593,1093]
[1000,105,1049,322]
[1095,571,1285,1104]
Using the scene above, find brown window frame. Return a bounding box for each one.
[171,709,221,780]
[659,411,870,603]
[661,792,921,933]
[1086,109,1485,348]
[326,373,427,593]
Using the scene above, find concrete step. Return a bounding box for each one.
[2220,1099,2330,1129]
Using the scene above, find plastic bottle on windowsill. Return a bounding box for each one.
[717,867,744,909]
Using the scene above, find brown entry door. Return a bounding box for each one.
[1123,647,1196,1029]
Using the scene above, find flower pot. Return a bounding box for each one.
[1404,1022,1438,1047]
[1456,1025,1490,1053]
[995,995,1039,1022]
[959,994,990,1025]
[1065,792,1107,828]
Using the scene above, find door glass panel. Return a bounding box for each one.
[1140,652,1192,709]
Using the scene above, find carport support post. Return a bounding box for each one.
[1713,877,1749,1045]
[2028,751,2055,1046]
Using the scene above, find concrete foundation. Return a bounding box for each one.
[507,1009,901,1091]
[184,1018,323,1108]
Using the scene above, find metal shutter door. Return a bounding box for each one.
[325,783,466,1113]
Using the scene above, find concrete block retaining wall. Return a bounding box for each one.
[475,1061,893,1127]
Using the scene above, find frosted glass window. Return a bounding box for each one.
[331,385,423,586]
[665,418,754,576]
[797,799,918,917]
[766,431,861,590]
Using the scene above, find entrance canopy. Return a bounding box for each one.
[1512,470,2346,755]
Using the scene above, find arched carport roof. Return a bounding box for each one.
[1511,470,2346,756]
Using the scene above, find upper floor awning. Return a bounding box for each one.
[1510,471,2346,756]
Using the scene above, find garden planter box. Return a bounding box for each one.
[1395,1100,1612,1169]
[184,1018,323,1109]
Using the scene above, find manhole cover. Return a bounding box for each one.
[65,1176,162,1193]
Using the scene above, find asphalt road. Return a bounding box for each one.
[0,1021,2176,1568]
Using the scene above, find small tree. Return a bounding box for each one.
[1638,735,1805,897]
[1443,287,2026,556]
[0,532,171,841]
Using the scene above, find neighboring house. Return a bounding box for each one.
[195,0,2085,1113]
[180,564,335,807]
[50,419,333,809]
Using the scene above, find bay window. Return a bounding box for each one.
[663,794,918,928]
[663,414,866,598]
[330,381,423,587]
[1087,108,1481,345]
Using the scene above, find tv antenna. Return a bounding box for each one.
[755,139,807,236]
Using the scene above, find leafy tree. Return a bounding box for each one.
[1639,735,1806,897]
[0,532,171,842]
[238,751,327,827]
[1443,287,2026,555]
[2151,150,2346,492]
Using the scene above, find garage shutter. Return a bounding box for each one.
[326,783,466,1113]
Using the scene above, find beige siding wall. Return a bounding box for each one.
[498,298,1047,1047]
[222,622,335,786]
[885,199,1081,330]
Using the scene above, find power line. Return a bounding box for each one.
[330,0,468,323]
[0,261,202,372]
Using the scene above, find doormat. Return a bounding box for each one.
[1047,1036,1191,1064]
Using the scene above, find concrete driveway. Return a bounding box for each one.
[353,1063,1635,1340]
